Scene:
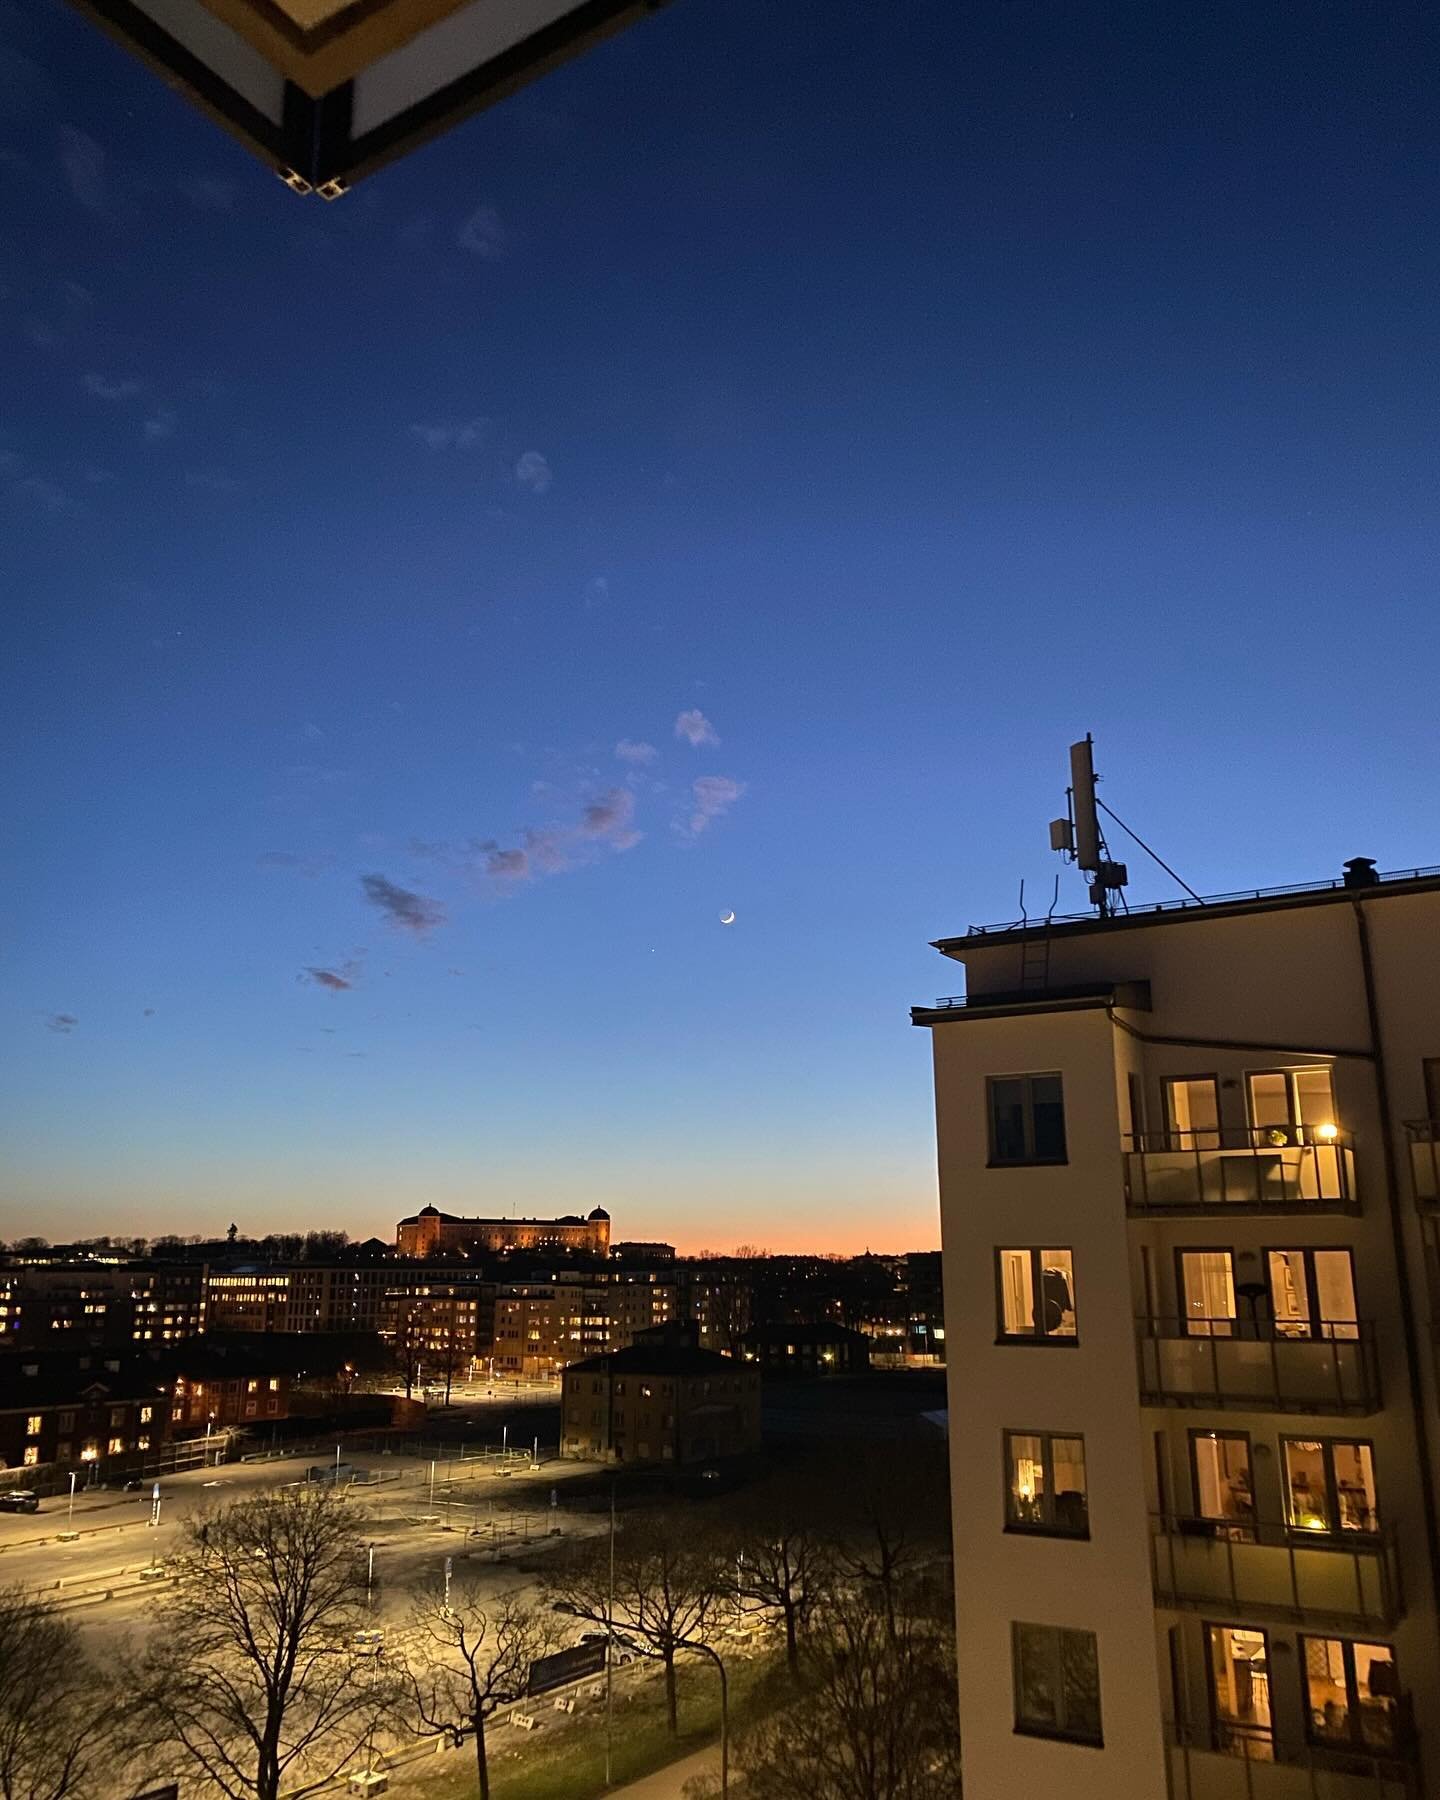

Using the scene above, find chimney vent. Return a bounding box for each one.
[1342,857,1379,889]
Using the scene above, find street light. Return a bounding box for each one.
[678,1642,729,1796]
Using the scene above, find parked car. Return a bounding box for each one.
[0,1490,39,1514]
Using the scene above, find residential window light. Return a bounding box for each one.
[1004,1431,1088,1536]
[996,1248,1077,1341]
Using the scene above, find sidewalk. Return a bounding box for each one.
[608,1743,722,1798]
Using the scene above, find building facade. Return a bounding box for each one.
[561,1336,762,1465]
[0,1261,206,1347]
[914,859,1440,1799]
[490,1270,676,1377]
[395,1205,611,1259]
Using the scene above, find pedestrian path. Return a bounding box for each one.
[608,1742,722,1798]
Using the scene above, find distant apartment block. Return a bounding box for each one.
[395,1205,611,1259]
[561,1330,761,1465]
[0,1261,206,1348]
[491,1270,676,1377]
[914,856,1440,1799]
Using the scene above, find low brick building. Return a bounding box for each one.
[561,1331,761,1466]
[0,1351,172,1474]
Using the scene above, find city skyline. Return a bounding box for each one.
[5,1,1439,1253]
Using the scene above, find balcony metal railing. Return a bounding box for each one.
[1165,1723,1418,1800]
[1137,1318,1382,1414]
[1151,1514,1401,1630]
[1126,1128,1358,1214]
[1403,1121,1439,1209]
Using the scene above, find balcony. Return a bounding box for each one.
[1137,1320,1381,1415]
[1151,1515,1401,1630]
[1125,1128,1357,1216]
[1403,1122,1439,1210]
[1166,1726,1418,1800]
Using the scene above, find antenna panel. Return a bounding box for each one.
[1069,737,1102,871]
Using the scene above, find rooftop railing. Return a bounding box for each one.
[1151,1513,1401,1630]
[1125,1127,1357,1214]
[1137,1318,1381,1415]
[959,863,1440,937]
[1165,1722,1418,1800]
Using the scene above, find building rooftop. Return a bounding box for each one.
[933,860,1440,958]
[564,1343,739,1379]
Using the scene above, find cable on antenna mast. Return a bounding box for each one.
[1095,798,1204,904]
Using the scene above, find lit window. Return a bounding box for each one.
[1012,1622,1102,1746]
[996,1248,1076,1341]
[1268,1249,1358,1342]
[22,1446,38,1466]
[988,1074,1067,1165]
[108,1436,125,1454]
[25,1415,41,1436]
[1004,1431,1087,1536]
[139,1405,153,1424]
[137,1434,151,1451]
[1301,1637,1399,1753]
[1179,1250,1237,1339]
[1283,1439,1379,1535]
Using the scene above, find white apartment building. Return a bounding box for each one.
[915,854,1440,1800]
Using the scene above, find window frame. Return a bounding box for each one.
[1162,1072,1223,1148]
[1263,1246,1359,1342]
[1280,1436,1381,1537]
[1299,1634,1401,1754]
[1187,1428,1256,1540]
[1011,1621,1103,1748]
[1003,1429,1089,1539]
[1246,1065,1338,1143]
[987,1073,1068,1167]
[1175,1246,1237,1338]
[994,1247,1079,1345]
[1205,1620,1274,1754]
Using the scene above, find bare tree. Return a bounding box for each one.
[129,1486,386,1800]
[0,1588,113,1799]
[728,1588,960,1800]
[726,1480,830,1676]
[403,1580,556,1800]
[823,1438,949,1635]
[544,1511,725,1735]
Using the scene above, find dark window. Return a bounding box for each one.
[1004,1431,1088,1536]
[989,1074,1067,1165]
[996,1248,1077,1341]
[1012,1623,1102,1746]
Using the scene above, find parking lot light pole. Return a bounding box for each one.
[67,1470,76,1528]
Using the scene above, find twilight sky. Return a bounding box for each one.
[2,1,1437,1253]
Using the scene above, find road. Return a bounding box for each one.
[0,1446,603,1654]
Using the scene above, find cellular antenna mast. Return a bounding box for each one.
[1049,735,1129,918]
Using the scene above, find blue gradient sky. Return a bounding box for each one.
[2,1,1437,1251]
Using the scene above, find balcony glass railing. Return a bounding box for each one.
[1137,1319,1381,1414]
[1165,1724,1418,1800]
[1125,1128,1357,1214]
[1151,1514,1401,1630]
[1403,1122,1439,1209]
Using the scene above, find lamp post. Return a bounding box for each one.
[67,1469,77,1529]
[678,1642,728,1796]
[604,1480,616,1788]
[367,1544,375,1610]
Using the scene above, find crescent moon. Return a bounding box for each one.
[720,911,736,925]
